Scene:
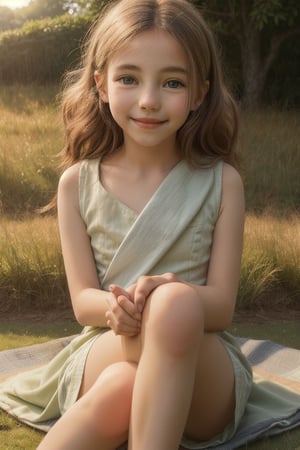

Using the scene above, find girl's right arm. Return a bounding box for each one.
[57,163,141,335]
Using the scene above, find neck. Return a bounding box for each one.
[117,141,181,173]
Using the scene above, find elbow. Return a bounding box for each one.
[74,310,86,327]
[203,293,236,332]
[218,311,234,331]
[220,303,236,331]
[70,294,90,327]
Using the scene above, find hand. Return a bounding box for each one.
[105,284,141,336]
[129,272,179,313]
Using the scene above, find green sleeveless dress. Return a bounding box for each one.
[0,158,253,449]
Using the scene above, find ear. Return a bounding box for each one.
[191,80,209,111]
[94,70,109,103]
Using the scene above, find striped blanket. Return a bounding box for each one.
[0,336,300,449]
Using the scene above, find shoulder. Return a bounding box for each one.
[58,162,81,193]
[222,163,244,192]
[58,162,81,205]
[222,162,243,189]
[220,163,244,212]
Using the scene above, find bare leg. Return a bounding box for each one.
[38,282,235,450]
[129,282,204,450]
[37,362,136,450]
[184,333,235,441]
[128,282,235,450]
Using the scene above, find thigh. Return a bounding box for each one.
[184,333,235,442]
[79,330,141,396]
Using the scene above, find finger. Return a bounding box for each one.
[105,311,141,336]
[109,284,132,301]
[134,293,145,313]
[134,276,155,312]
[106,307,141,329]
[117,295,141,319]
[109,295,140,321]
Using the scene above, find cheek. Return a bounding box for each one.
[107,94,130,125]
[108,87,131,110]
[170,96,190,120]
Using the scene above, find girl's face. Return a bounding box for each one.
[96,29,201,152]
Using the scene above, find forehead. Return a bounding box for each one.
[108,28,188,71]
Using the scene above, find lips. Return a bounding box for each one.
[132,117,167,129]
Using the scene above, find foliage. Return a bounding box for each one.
[0,1,67,33]
[67,0,112,16]
[20,0,68,21]
[194,0,300,108]
[250,0,300,30]
[0,0,110,33]
[0,7,20,32]
[0,14,92,84]
[0,1,299,106]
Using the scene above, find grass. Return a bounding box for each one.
[239,213,300,309]
[1,213,299,314]
[0,216,68,313]
[0,320,299,449]
[0,413,43,450]
[0,84,299,313]
[1,86,300,217]
[240,109,300,212]
[0,321,81,351]
[0,85,61,215]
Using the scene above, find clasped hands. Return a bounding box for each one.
[105,273,177,336]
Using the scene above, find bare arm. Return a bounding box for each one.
[192,163,245,331]
[57,163,141,334]
[125,163,245,332]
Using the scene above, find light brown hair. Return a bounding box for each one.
[60,0,239,171]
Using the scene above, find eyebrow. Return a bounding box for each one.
[115,64,188,74]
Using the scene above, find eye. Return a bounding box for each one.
[165,79,185,89]
[118,76,137,85]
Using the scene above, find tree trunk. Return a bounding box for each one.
[239,25,265,109]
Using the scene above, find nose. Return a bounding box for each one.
[138,84,161,111]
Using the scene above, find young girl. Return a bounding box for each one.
[2,0,254,449]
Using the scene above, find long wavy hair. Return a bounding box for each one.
[60,0,239,172]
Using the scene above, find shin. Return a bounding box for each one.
[129,282,204,450]
[38,362,136,450]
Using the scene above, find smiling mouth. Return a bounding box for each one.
[132,117,167,129]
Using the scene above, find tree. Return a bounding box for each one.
[0,7,22,32]
[67,0,113,16]
[21,0,67,20]
[196,0,300,108]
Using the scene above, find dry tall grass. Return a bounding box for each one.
[240,109,300,212]
[240,214,300,308]
[0,216,68,314]
[0,85,299,312]
[0,85,61,215]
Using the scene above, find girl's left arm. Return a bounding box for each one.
[125,163,244,332]
[192,163,245,331]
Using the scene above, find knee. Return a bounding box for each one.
[144,282,204,356]
[80,362,135,439]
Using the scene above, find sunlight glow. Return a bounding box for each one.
[0,0,31,9]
